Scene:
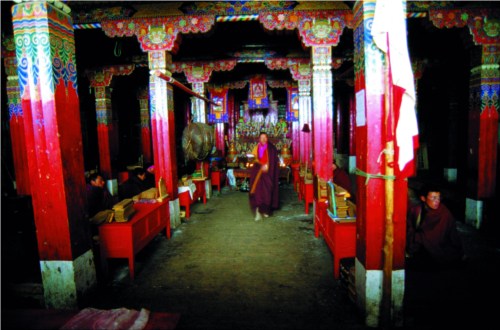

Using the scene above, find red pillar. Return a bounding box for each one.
[93,86,115,179]
[467,45,498,199]
[287,86,300,162]
[227,92,236,143]
[349,91,356,157]
[311,46,334,181]
[12,1,95,308]
[298,79,312,167]
[466,45,499,228]
[149,51,178,199]
[215,123,225,156]
[2,37,31,195]
[353,1,409,326]
[138,87,152,164]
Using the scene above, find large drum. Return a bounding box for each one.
[182,123,215,161]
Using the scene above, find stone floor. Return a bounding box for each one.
[2,181,500,329]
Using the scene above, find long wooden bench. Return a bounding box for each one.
[99,200,170,280]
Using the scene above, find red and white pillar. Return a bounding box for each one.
[191,81,206,123]
[311,46,334,181]
[2,36,31,195]
[298,79,312,167]
[352,1,408,326]
[465,45,499,228]
[91,84,116,180]
[138,87,152,165]
[148,51,180,226]
[12,0,96,308]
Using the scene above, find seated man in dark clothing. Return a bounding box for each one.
[119,167,148,200]
[144,164,156,189]
[406,184,465,270]
[86,172,118,223]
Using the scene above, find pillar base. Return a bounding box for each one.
[443,168,457,183]
[169,198,181,229]
[205,179,212,199]
[355,258,405,328]
[40,249,97,309]
[465,198,483,229]
[348,156,356,174]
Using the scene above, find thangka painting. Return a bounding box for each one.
[248,75,269,109]
[287,87,299,122]
[208,88,228,123]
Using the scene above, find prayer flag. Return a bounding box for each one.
[371,0,419,178]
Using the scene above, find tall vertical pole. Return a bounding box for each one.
[311,46,334,180]
[12,0,96,308]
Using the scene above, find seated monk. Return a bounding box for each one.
[406,184,466,270]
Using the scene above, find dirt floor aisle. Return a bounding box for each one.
[90,183,366,330]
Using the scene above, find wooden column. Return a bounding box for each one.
[148,51,178,199]
[311,46,334,181]
[2,36,31,195]
[227,92,236,143]
[92,85,115,179]
[353,0,409,326]
[12,0,95,309]
[348,91,357,173]
[215,123,225,157]
[466,45,499,228]
[286,86,300,162]
[138,87,152,164]
[207,86,229,157]
[191,81,206,123]
[298,79,312,167]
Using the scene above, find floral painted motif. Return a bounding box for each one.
[12,2,77,98]
[429,8,500,45]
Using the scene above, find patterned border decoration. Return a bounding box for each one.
[180,1,297,15]
[288,58,312,81]
[12,2,78,98]
[267,80,296,88]
[429,8,500,45]
[172,59,237,83]
[230,49,277,59]
[7,79,23,118]
[265,58,290,70]
[259,10,353,47]
[1,35,16,57]
[87,64,135,87]
[208,80,248,90]
[3,54,18,77]
[101,15,215,51]
[73,6,135,24]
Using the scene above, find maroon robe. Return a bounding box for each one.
[249,142,280,215]
[407,202,464,265]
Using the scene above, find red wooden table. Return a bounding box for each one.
[211,170,226,193]
[315,200,356,279]
[99,200,170,279]
[179,179,207,218]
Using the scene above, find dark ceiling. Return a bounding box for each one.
[1,1,495,89]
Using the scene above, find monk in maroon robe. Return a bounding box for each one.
[406,185,465,269]
[249,132,280,221]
